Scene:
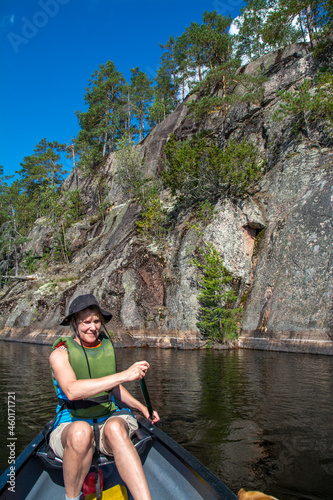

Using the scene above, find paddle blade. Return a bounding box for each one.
[85,484,128,500]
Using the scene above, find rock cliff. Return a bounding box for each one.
[1,40,332,354]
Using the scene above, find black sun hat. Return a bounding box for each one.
[60,294,112,326]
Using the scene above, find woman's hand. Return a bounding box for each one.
[123,361,150,382]
[142,407,160,425]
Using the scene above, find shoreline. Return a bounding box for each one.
[1,330,333,355]
[0,328,213,350]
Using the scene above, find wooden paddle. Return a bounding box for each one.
[139,378,154,419]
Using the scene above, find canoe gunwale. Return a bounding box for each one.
[0,431,45,495]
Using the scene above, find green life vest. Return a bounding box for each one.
[51,334,117,420]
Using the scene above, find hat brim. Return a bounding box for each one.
[60,306,112,326]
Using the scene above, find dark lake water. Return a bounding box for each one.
[0,341,332,500]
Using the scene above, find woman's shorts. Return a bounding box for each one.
[49,412,138,459]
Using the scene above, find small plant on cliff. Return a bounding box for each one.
[187,61,266,123]
[192,241,241,342]
[185,200,216,236]
[53,223,71,264]
[22,250,39,273]
[115,135,145,200]
[196,200,216,225]
[136,191,168,242]
[116,135,169,243]
[63,189,87,224]
[273,69,333,141]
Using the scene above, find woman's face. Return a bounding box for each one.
[75,307,102,346]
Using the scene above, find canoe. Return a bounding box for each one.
[0,413,236,500]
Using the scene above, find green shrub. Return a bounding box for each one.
[136,194,168,241]
[115,137,169,243]
[22,250,39,273]
[273,69,333,140]
[162,134,264,206]
[115,137,145,200]
[53,223,71,263]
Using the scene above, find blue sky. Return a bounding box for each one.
[0,0,243,180]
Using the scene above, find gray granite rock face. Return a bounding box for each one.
[1,41,332,353]
[240,147,333,353]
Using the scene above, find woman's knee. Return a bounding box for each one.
[63,421,94,453]
[103,418,130,448]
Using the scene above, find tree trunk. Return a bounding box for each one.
[305,4,314,50]
[298,13,309,52]
[71,143,78,189]
[220,316,224,343]
[61,221,69,264]
[103,132,109,157]
[143,109,145,140]
[0,275,38,281]
[12,207,18,276]
[128,94,132,141]
[303,110,312,141]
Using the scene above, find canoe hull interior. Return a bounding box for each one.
[0,416,236,500]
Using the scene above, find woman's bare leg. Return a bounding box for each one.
[61,421,94,498]
[102,418,151,500]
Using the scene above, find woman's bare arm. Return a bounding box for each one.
[50,348,149,400]
[113,383,160,423]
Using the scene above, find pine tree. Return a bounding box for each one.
[136,194,168,242]
[200,10,233,67]
[321,0,333,32]
[75,60,125,168]
[262,0,306,50]
[174,31,197,99]
[14,139,66,224]
[233,0,332,61]
[233,0,271,62]
[187,59,266,150]
[273,0,328,49]
[182,11,233,84]
[149,65,176,127]
[0,178,28,277]
[192,242,240,342]
[153,11,234,110]
[0,167,13,227]
[122,82,138,140]
[16,138,66,198]
[130,67,154,141]
[65,140,79,189]
[158,36,179,108]
[184,21,208,82]
[2,181,31,233]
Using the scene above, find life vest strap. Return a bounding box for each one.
[57,394,111,410]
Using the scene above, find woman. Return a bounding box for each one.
[49,293,160,500]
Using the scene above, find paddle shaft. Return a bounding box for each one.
[139,378,154,419]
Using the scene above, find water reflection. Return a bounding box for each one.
[0,342,332,500]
